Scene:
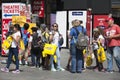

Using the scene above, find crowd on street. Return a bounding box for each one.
[1,17,120,74]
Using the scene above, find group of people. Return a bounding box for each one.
[1,16,120,74]
[92,17,120,73]
[67,17,120,74]
[1,22,65,74]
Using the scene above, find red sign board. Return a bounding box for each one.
[93,15,108,28]
[38,0,44,17]
[2,19,11,55]
[32,0,44,15]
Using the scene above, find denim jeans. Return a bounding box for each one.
[50,47,61,69]
[107,46,120,71]
[70,44,83,72]
[6,47,19,70]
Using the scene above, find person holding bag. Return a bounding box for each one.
[92,27,106,72]
[49,23,65,71]
[1,24,22,74]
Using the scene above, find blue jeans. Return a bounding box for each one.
[50,47,61,69]
[6,47,19,70]
[70,44,83,72]
[107,46,120,71]
[31,52,35,66]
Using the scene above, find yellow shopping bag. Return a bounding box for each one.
[2,36,13,50]
[19,39,25,50]
[83,46,94,67]
[42,43,57,57]
[97,41,106,63]
[86,55,93,67]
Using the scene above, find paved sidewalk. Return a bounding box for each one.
[0,49,120,80]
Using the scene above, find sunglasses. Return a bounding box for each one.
[54,26,57,27]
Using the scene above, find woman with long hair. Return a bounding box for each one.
[1,24,22,74]
[49,23,65,71]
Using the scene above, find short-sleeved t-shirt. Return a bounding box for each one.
[70,26,86,45]
[50,31,59,46]
[104,24,120,47]
[11,31,21,48]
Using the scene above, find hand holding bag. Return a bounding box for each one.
[97,41,106,63]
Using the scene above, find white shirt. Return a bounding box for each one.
[37,29,42,37]
[51,32,59,46]
[28,35,33,42]
[98,34,105,47]
[11,31,21,48]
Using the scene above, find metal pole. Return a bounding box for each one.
[88,8,92,45]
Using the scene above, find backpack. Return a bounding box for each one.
[74,27,88,50]
[31,33,41,49]
[21,28,29,46]
[58,33,64,46]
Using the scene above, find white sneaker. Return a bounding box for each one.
[31,66,36,68]
[39,67,42,70]
[25,61,28,65]
[1,67,9,72]
[57,67,65,71]
[51,68,57,72]
[19,61,22,65]
[12,69,20,74]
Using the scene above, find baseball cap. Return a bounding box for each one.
[105,17,114,22]
[40,24,46,30]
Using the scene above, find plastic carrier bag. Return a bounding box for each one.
[97,41,106,63]
[42,43,57,57]
[83,46,93,67]
[2,36,13,51]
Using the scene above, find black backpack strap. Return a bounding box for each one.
[74,26,84,36]
[81,26,86,35]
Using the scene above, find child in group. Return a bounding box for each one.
[92,27,105,72]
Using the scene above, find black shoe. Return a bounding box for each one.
[70,71,76,73]
[70,70,76,73]
[77,71,82,73]
[66,65,70,71]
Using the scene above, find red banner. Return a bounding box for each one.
[2,19,11,55]
[32,0,41,14]
[93,15,108,28]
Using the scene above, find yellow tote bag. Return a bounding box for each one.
[42,43,57,57]
[86,55,93,67]
[19,39,25,50]
[2,36,13,50]
[83,48,93,67]
[97,41,106,63]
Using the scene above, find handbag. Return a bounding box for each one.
[42,43,57,57]
[97,41,106,63]
[2,36,13,50]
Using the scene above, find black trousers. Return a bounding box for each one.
[94,50,104,71]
